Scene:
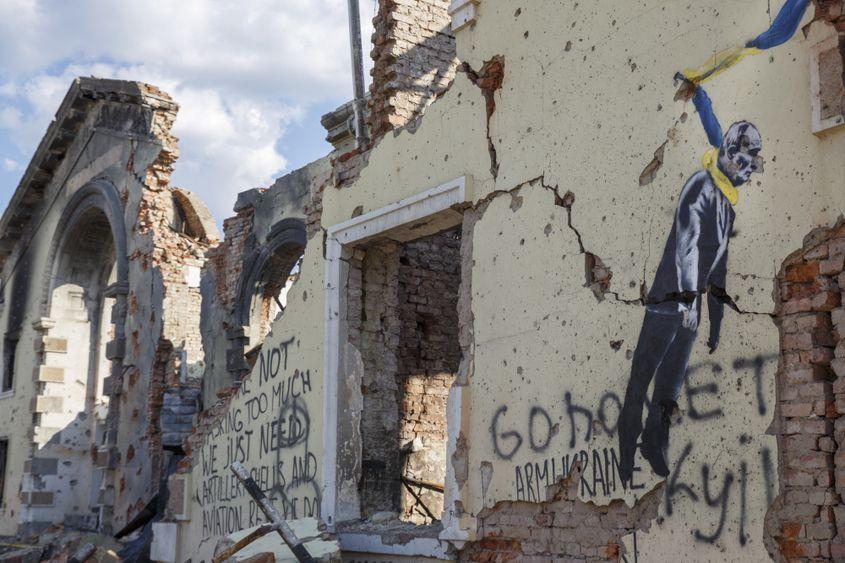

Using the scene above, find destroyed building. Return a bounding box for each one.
[6,0,845,561]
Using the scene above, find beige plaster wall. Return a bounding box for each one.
[178,0,845,560]
[179,239,325,563]
[324,1,837,560]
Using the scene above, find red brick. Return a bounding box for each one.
[821,254,845,275]
[782,521,804,538]
[806,522,836,539]
[782,402,814,417]
[783,333,815,351]
[785,262,821,282]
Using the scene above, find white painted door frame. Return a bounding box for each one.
[321,176,471,552]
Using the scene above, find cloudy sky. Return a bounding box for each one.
[0,0,376,223]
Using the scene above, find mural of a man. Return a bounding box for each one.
[616,0,809,485]
[618,118,763,482]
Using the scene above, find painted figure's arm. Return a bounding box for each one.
[707,246,728,353]
[674,181,708,329]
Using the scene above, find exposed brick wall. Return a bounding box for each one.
[460,469,663,562]
[397,229,461,523]
[368,0,458,137]
[113,96,211,528]
[348,229,462,522]
[205,207,255,314]
[767,219,845,561]
[348,241,403,516]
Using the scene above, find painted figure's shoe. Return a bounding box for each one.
[639,438,670,477]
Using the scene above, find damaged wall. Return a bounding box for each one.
[0,79,214,537]
[317,0,845,560]
[171,0,845,561]
[200,157,330,401]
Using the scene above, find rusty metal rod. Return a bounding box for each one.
[212,523,280,563]
[401,478,438,522]
[230,461,315,563]
[401,475,445,493]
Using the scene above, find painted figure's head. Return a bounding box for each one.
[718,121,763,186]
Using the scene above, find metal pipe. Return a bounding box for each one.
[347,0,370,147]
[230,461,315,563]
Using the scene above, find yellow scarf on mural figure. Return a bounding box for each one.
[701,148,739,206]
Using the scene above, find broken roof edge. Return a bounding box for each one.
[0,76,179,269]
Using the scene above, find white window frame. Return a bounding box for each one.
[322,176,472,557]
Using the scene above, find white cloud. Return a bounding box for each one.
[0,0,377,221]
[2,158,19,172]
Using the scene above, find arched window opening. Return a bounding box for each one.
[170,189,220,243]
[244,250,304,367]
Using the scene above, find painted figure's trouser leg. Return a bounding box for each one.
[642,324,696,451]
[618,311,684,481]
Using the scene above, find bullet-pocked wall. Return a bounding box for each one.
[0,78,214,538]
[172,0,845,561]
[320,1,845,560]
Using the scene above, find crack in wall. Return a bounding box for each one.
[459,55,505,179]
[474,174,773,315]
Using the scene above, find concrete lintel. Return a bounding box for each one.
[338,534,450,559]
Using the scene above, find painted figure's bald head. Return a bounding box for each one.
[719,121,764,186]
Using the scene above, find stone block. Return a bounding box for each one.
[105,337,125,360]
[27,491,55,506]
[33,366,64,383]
[31,395,63,413]
[41,337,67,354]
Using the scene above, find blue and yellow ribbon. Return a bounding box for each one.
[683,0,810,88]
[678,0,810,202]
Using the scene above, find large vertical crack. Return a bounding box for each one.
[460,55,505,179]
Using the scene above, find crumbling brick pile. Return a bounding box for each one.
[368,0,458,136]
[767,218,845,560]
[460,470,663,562]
